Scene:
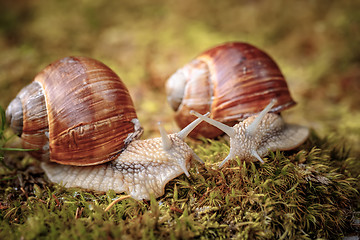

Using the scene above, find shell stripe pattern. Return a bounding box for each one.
[32,56,137,166]
[198,42,296,122]
[20,82,50,160]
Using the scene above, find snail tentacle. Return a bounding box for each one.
[176,112,209,140]
[159,122,172,151]
[190,111,236,138]
[251,150,264,164]
[219,153,233,168]
[190,149,204,164]
[246,99,276,137]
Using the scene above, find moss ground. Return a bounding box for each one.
[1,107,359,239]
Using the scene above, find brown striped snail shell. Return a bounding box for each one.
[7,56,141,165]
[6,56,204,200]
[166,42,296,138]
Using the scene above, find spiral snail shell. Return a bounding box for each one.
[166,42,296,138]
[6,56,204,200]
[7,56,142,165]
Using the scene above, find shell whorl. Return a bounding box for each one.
[6,97,24,136]
[6,56,142,165]
[6,81,50,161]
[166,42,296,138]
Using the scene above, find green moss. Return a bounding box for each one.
[1,106,359,239]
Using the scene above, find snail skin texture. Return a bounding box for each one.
[166,42,297,138]
[6,56,205,200]
[191,99,309,168]
[42,124,204,200]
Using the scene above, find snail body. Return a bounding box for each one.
[166,42,296,138]
[191,99,309,168]
[42,131,202,200]
[6,56,204,200]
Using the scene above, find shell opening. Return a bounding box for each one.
[124,118,144,145]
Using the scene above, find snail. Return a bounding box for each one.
[166,42,297,138]
[191,99,309,168]
[6,56,205,200]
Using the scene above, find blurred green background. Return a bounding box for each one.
[0,0,359,155]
